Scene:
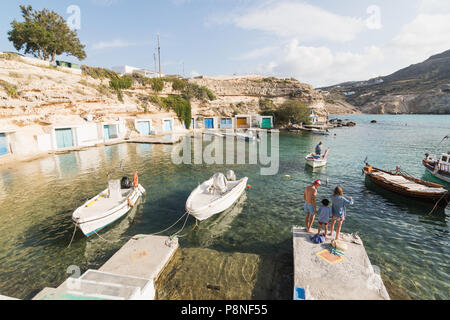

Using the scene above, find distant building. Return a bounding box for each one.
[111,65,164,78]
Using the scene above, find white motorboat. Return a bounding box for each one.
[305,148,330,168]
[423,152,450,183]
[204,130,224,138]
[186,171,248,221]
[236,130,260,142]
[311,128,330,135]
[72,176,146,237]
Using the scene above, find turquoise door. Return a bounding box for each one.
[103,125,110,140]
[55,129,74,149]
[205,118,214,129]
[261,118,272,128]
[163,120,173,132]
[0,133,8,156]
[136,121,151,135]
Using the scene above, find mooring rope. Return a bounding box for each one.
[67,223,79,248]
[425,192,448,216]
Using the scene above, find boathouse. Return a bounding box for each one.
[0,130,13,157]
[101,121,126,142]
[135,119,153,136]
[258,115,273,129]
[220,117,233,129]
[235,115,251,129]
[162,118,174,132]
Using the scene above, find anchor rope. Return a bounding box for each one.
[67,223,79,248]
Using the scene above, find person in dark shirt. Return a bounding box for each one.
[315,141,323,155]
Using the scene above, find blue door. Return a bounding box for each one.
[136,121,151,135]
[163,120,173,132]
[221,118,232,129]
[55,128,74,149]
[205,118,214,129]
[0,133,8,156]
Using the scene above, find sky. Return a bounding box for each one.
[0,0,449,87]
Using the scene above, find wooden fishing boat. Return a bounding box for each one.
[363,164,449,207]
[305,148,330,168]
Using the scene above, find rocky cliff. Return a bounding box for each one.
[319,49,450,114]
[0,54,332,131]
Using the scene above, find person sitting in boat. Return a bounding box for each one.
[329,186,353,241]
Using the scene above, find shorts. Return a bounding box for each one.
[332,214,345,221]
[318,222,329,226]
[304,204,315,215]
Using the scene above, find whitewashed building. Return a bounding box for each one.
[111,65,164,78]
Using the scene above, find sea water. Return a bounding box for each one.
[0,114,448,299]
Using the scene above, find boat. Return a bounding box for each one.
[235,130,260,142]
[186,171,248,221]
[204,130,224,138]
[422,135,450,183]
[72,175,146,237]
[305,148,330,168]
[363,164,449,207]
[311,128,330,135]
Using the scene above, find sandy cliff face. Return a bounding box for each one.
[0,56,333,132]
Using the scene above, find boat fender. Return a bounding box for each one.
[128,198,134,208]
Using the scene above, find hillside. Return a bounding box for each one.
[0,53,333,133]
[319,49,450,114]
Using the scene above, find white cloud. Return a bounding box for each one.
[418,0,450,13]
[389,13,450,62]
[92,39,141,50]
[231,1,365,43]
[233,46,278,60]
[259,40,385,87]
[91,0,119,6]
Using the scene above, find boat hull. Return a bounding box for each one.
[73,185,146,237]
[305,154,327,168]
[363,166,449,207]
[423,160,450,184]
[186,177,248,221]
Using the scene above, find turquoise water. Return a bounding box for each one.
[0,114,448,299]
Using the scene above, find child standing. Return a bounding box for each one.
[317,199,332,240]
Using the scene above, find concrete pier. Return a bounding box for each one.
[293,226,390,300]
[32,235,178,300]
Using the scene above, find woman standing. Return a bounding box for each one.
[329,186,353,240]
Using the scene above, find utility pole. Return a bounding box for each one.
[153,53,157,74]
[157,33,161,78]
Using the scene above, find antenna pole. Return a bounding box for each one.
[158,34,162,78]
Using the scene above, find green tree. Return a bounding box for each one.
[8,5,86,62]
[274,100,311,126]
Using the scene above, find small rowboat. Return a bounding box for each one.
[305,148,330,168]
[72,179,146,237]
[186,172,248,221]
[363,164,449,207]
[311,128,330,135]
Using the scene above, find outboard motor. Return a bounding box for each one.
[212,173,227,193]
[226,170,237,181]
[121,176,132,189]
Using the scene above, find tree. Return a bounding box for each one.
[8,5,86,62]
[274,100,311,126]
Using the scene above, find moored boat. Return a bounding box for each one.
[305,148,330,168]
[422,135,450,184]
[363,164,449,207]
[186,171,248,221]
[72,174,146,236]
[311,128,330,135]
[423,152,450,184]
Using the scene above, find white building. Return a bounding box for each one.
[111,65,163,78]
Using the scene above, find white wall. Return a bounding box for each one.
[36,134,53,152]
[76,124,100,147]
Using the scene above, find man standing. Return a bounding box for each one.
[304,180,321,232]
[315,141,323,156]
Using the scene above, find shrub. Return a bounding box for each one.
[259,98,275,111]
[185,83,216,101]
[150,78,164,92]
[0,80,19,98]
[161,95,192,128]
[82,65,119,80]
[109,75,133,90]
[274,100,311,126]
[170,78,187,91]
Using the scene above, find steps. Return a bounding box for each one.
[32,270,155,300]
